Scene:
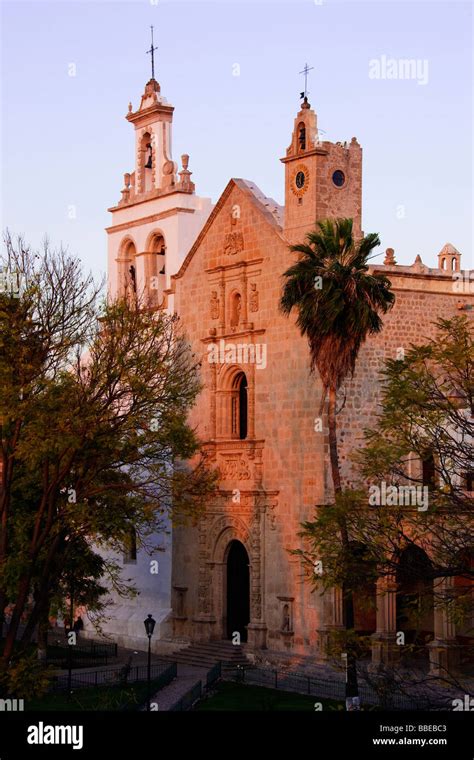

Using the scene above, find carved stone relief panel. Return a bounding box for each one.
[224,231,244,256]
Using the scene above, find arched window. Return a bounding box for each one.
[441,258,447,270]
[145,143,152,169]
[140,131,153,192]
[129,264,137,293]
[298,122,306,152]
[145,233,166,308]
[231,372,248,440]
[452,258,457,272]
[120,240,137,297]
[422,452,436,489]
[150,233,166,275]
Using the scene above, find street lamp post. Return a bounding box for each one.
[144,614,156,712]
[342,651,360,711]
[67,574,74,699]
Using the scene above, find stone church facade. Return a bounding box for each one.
[102,76,473,672]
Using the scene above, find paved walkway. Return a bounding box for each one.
[147,664,208,711]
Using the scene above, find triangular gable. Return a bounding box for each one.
[172,178,285,282]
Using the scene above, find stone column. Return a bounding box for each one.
[218,277,226,334]
[218,391,232,438]
[240,272,248,328]
[370,576,399,668]
[317,586,345,660]
[247,509,267,649]
[247,361,255,439]
[428,577,460,676]
[192,524,217,641]
[210,363,217,439]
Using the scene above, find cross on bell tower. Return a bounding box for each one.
[147,25,158,80]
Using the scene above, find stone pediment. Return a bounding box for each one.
[172,179,285,282]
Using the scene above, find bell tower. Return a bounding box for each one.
[125,78,181,198]
[281,97,363,245]
[107,74,212,310]
[97,57,213,652]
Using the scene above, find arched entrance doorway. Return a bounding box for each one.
[396,545,434,663]
[226,540,250,642]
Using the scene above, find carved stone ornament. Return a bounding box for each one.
[210,290,219,319]
[224,231,244,256]
[220,456,251,480]
[249,283,259,312]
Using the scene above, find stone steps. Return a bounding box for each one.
[170,640,250,669]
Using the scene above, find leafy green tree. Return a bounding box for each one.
[296,316,474,698]
[0,235,216,673]
[0,233,100,642]
[355,316,474,658]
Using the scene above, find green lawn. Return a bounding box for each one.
[27,679,164,711]
[195,680,344,711]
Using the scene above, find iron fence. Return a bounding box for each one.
[226,666,451,711]
[51,661,177,693]
[47,639,118,668]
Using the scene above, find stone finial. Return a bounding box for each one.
[178,154,195,192]
[120,172,132,205]
[412,254,428,273]
[384,247,396,265]
[301,96,310,110]
[128,102,133,113]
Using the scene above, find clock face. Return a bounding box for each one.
[291,164,309,197]
[332,169,345,187]
[295,171,306,189]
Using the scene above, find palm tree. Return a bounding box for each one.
[280,217,395,704]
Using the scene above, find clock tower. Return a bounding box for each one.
[282,97,363,245]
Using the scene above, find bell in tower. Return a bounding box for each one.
[144,143,153,170]
[298,123,306,152]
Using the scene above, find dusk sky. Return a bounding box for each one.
[1,0,472,282]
